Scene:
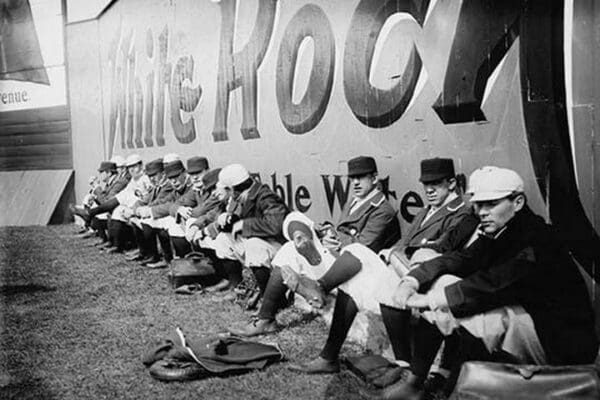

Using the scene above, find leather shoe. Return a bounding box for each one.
[288,356,340,374]
[229,317,278,337]
[204,279,231,293]
[380,372,425,400]
[146,259,169,269]
[139,256,158,266]
[106,247,123,254]
[125,252,145,261]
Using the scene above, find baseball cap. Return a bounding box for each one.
[467,166,524,202]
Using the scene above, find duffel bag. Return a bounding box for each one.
[449,361,600,399]
[168,252,216,288]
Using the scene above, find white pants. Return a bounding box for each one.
[212,232,281,268]
[421,275,547,365]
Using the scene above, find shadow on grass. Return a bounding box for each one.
[0,284,56,296]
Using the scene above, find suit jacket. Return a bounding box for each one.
[409,206,598,365]
[135,178,175,209]
[399,195,473,256]
[235,182,289,243]
[150,178,193,219]
[336,190,401,253]
[95,172,130,203]
[190,192,226,229]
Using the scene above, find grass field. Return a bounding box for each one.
[0,225,370,400]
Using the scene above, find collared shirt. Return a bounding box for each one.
[349,188,380,215]
[421,192,459,226]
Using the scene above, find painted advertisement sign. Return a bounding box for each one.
[0,0,66,112]
[96,0,599,278]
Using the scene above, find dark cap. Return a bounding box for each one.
[202,168,221,190]
[419,158,455,183]
[145,158,164,177]
[98,161,117,173]
[187,156,209,174]
[347,156,377,177]
[165,160,186,179]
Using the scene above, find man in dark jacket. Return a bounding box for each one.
[125,158,176,261]
[381,166,598,399]
[137,156,209,267]
[211,163,289,309]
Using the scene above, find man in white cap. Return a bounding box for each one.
[210,163,289,307]
[376,166,598,399]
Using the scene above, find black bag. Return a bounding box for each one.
[449,361,600,399]
[167,252,215,288]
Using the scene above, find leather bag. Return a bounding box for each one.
[168,252,215,288]
[449,361,600,399]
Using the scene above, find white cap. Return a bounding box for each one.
[218,164,250,187]
[163,153,181,164]
[125,154,142,167]
[110,155,126,168]
[467,166,524,202]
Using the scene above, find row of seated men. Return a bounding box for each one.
[72,154,598,400]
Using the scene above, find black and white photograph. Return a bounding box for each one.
[1,0,599,399]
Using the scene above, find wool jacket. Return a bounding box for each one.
[136,178,176,208]
[95,171,130,203]
[233,182,289,243]
[398,195,474,257]
[190,192,226,230]
[150,178,193,219]
[336,190,400,253]
[409,206,598,364]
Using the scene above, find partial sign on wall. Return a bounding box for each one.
[0,0,66,112]
[82,0,598,278]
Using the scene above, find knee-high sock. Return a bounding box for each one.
[438,332,460,373]
[222,259,242,286]
[257,267,288,320]
[108,219,126,250]
[156,228,173,262]
[132,225,147,255]
[411,318,444,379]
[142,224,159,259]
[380,304,412,364]
[318,251,362,292]
[251,266,271,295]
[320,290,358,361]
[91,217,108,242]
[171,236,191,258]
[89,197,119,219]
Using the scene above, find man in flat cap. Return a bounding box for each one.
[125,158,176,262]
[229,156,400,337]
[378,166,598,399]
[137,156,210,267]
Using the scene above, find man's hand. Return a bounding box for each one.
[185,225,199,242]
[378,247,393,263]
[177,206,192,220]
[137,206,152,218]
[121,207,134,219]
[217,212,229,228]
[232,220,244,237]
[405,294,429,310]
[280,265,299,291]
[392,281,418,309]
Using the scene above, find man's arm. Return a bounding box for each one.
[241,190,288,238]
[444,246,539,318]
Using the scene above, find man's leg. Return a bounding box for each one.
[229,266,288,337]
[289,290,357,374]
[171,236,191,258]
[381,318,445,399]
[146,228,172,268]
